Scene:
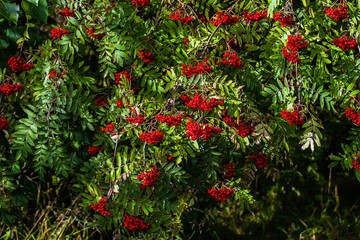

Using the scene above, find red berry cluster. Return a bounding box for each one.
[222,116,239,127]
[51,28,71,39]
[223,165,235,179]
[281,108,304,126]
[169,9,193,24]
[105,3,115,11]
[345,108,360,125]
[100,124,115,132]
[207,188,234,201]
[183,39,189,44]
[325,6,348,21]
[273,13,293,27]
[221,110,252,137]
[90,198,111,216]
[55,7,76,17]
[84,26,105,40]
[237,123,254,137]
[95,98,110,108]
[115,71,133,84]
[7,57,34,73]
[137,49,156,63]
[186,120,222,140]
[88,146,104,156]
[351,154,360,172]
[242,10,268,23]
[132,0,150,6]
[155,114,182,126]
[124,214,150,231]
[139,130,165,144]
[116,99,126,108]
[0,84,23,96]
[282,35,309,64]
[249,153,268,168]
[282,46,300,64]
[333,37,357,51]
[211,11,239,26]
[0,119,10,130]
[137,167,160,189]
[286,36,309,51]
[47,70,66,80]
[221,109,243,127]
[219,52,244,69]
[181,59,213,77]
[126,115,146,125]
[181,93,224,111]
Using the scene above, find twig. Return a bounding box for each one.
[143,141,147,170]
[201,24,222,58]
[296,62,300,105]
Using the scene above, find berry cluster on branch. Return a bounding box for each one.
[47,70,66,81]
[126,115,146,125]
[84,26,105,40]
[169,9,193,24]
[351,154,360,172]
[186,120,222,140]
[137,167,160,189]
[7,57,34,73]
[333,37,357,51]
[0,84,23,96]
[273,13,293,27]
[180,93,224,111]
[0,119,10,130]
[207,188,234,201]
[219,52,244,69]
[137,49,156,63]
[237,124,254,137]
[55,7,76,17]
[211,11,239,26]
[51,28,71,39]
[242,10,268,23]
[155,114,182,126]
[223,165,235,179]
[181,59,212,77]
[132,0,150,6]
[325,6,349,21]
[281,108,304,126]
[282,35,309,64]
[90,198,111,216]
[250,153,268,168]
[345,108,360,125]
[95,98,110,108]
[115,71,133,84]
[100,124,115,133]
[124,214,150,231]
[139,130,165,144]
[88,146,104,156]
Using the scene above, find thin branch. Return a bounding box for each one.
[201,24,222,58]
[143,141,147,170]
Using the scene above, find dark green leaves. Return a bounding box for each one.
[21,0,48,23]
[0,0,20,23]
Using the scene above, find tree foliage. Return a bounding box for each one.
[1,0,360,239]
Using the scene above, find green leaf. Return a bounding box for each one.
[21,0,48,23]
[26,0,38,6]
[0,1,20,23]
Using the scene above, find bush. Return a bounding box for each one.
[1,0,360,239]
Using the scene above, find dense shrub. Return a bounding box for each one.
[1,0,360,239]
